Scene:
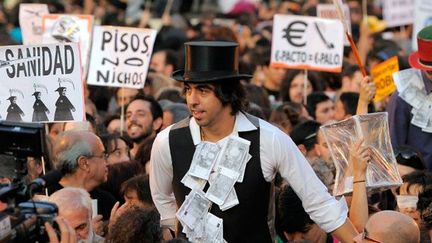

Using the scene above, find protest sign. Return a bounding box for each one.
[382,0,415,28]
[271,15,344,73]
[19,4,49,45]
[412,0,432,50]
[371,56,399,101]
[42,14,93,78]
[0,43,84,123]
[87,26,157,89]
[317,3,351,46]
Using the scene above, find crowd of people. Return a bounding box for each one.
[0,0,432,242]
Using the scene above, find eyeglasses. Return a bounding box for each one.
[87,152,108,161]
[353,228,382,243]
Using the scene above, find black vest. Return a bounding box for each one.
[169,114,272,243]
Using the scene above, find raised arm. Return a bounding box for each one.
[356,76,376,115]
[348,139,370,232]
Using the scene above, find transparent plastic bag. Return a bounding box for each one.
[320,112,402,196]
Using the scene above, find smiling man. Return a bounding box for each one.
[126,95,163,158]
[150,41,358,242]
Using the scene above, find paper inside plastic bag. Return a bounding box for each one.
[320,112,402,196]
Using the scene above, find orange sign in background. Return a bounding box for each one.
[371,56,399,101]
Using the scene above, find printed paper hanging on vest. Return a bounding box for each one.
[87,26,157,89]
[271,15,344,73]
[42,14,93,79]
[0,43,84,123]
[19,3,49,45]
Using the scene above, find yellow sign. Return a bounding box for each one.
[371,56,399,102]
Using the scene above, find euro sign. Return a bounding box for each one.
[283,21,308,47]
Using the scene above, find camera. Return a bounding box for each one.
[0,121,58,243]
[0,201,58,243]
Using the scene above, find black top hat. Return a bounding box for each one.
[55,87,66,92]
[32,91,41,96]
[172,41,252,83]
[7,96,16,101]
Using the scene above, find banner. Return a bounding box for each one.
[19,4,49,45]
[317,3,351,46]
[382,0,415,28]
[42,14,93,78]
[271,15,344,73]
[412,0,432,50]
[0,43,84,123]
[371,56,399,101]
[87,26,157,89]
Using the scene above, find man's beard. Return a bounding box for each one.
[77,225,95,243]
[129,128,152,144]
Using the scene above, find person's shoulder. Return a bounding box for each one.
[257,117,291,144]
[258,118,286,136]
[155,124,174,142]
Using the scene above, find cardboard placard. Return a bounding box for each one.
[0,43,84,123]
[87,26,157,89]
[382,0,415,28]
[42,14,93,78]
[19,4,49,45]
[316,3,351,46]
[371,56,399,101]
[412,0,432,50]
[271,15,344,73]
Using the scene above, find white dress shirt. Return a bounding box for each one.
[150,112,348,233]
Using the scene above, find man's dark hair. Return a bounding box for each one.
[163,49,180,71]
[129,95,163,121]
[306,92,331,119]
[394,145,426,171]
[342,64,360,78]
[339,92,359,116]
[212,80,247,115]
[184,80,247,115]
[290,120,321,151]
[396,171,432,195]
[277,185,315,234]
[120,175,153,206]
[107,207,162,243]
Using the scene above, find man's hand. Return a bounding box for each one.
[109,202,131,230]
[45,217,77,243]
[359,76,376,103]
[91,214,104,236]
[350,139,370,179]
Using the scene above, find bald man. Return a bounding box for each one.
[354,210,420,243]
[49,130,116,223]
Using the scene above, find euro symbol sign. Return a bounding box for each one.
[283,21,308,47]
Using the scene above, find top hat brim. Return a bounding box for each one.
[409,51,432,71]
[172,69,252,83]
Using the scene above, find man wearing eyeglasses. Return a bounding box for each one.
[48,130,117,236]
[353,210,419,243]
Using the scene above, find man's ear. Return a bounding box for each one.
[77,156,89,171]
[153,117,163,132]
[297,144,307,156]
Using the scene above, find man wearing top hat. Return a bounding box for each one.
[32,91,50,122]
[387,25,432,170]
[6,96,24,122]
[54,86,75,121]
[150,41,358,242]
